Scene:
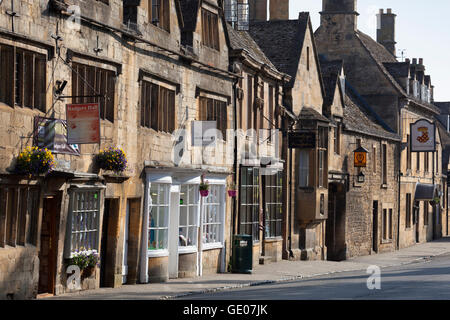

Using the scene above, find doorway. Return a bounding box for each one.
[100,198,119,287]
[415,201,420,243]
[372,201,378,253]
[122,201,131,284]
[326,183,346,261]
[38,194,61,295]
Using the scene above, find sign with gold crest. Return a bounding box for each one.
[410,120,436,152]
[354,146,369,168]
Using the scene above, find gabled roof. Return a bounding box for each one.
[299,107,330,123]
[320,58,344,108]
[248,12,311,88]
[226,23,277,70]
[344,82,400,141]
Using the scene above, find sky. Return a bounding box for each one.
[289,0,450,102]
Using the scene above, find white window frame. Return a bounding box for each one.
[65,188,103,258]
[202,179,226,250]
[148,182,171,255]
[178,183,200,254]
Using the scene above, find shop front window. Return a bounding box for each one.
[203,184,225,245]
[179,184,199,247]
[265,172,282,238]
[239,167,260,241]
[149,184,170,250]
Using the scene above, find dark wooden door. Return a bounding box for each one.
[100,199,111,287]
[38,195,60,294]
[372,201,379,252]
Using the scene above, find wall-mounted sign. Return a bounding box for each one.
[410,119,436,152]
[66,103,100,144]
[191,121,217,146]
[289,132,316,149]
[33,117,80,155]
[354,146,368,168]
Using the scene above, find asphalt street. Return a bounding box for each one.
[179,254,450,300]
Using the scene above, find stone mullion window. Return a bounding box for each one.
[0,185,40,248]
[72,62,116,122]
[140,80,176,133]
[0,44,46,111]
[317,126,328,188]
[239,167,260,241]
[202,8,220,50]
[149,0,170,32]
[199,96,228,141]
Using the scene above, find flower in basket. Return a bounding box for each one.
[70,247,100,271]
[96,147,128,173]
[15,146,55,176]
[199,174,209,197]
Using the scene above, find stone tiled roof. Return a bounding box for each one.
[356,31,440,115]
[226,23,277,70]
[383,62,410,79]
[435,102,450,114]
[320,58,343,107]
[299,107,330,123]
[248,13,310,87]
[344,86,400,141]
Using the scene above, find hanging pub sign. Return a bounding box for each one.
[66,103,101,144]
[289,132,316,149]
[410,119,436,152]
[33,117,80,155]
[354,146,369,168]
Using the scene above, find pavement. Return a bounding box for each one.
[45,237,450,300]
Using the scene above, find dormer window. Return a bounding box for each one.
[201,8,220,50]
[149,0,170,32]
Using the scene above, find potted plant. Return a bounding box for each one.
[228,181,237,197]
[96,147,128,173]
[199,174,209,197]
[70,248,100,279]
[15,146,55,176]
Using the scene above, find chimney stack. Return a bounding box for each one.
[377,8,397,56]
[249,0,267,22]
[320,0,359,32]
[269,0,289,21]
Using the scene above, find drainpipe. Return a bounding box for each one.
[232,77,239,237]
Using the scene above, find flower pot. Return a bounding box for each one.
[200,190,209,197]
[228,190,237,197]
[81,266,95,279]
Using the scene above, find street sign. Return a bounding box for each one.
[410,119,436,152]
[288,132,316,149]
[66,103,101,144]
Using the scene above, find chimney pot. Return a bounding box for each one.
[419,58,423,65]
[387,8,392,14]
[379,9,384,14]
[405,58,410,63]
[412,58,417,64]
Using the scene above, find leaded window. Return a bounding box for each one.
[265,172,282,238]
[239,167,260,241]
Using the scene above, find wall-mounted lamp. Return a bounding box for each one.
[357,171,365,183]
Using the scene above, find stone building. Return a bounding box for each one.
[0,0,237,299]
[248,7,330,261]
[321,58,401,260]
[225,10,291,266]
[314,0,446,250]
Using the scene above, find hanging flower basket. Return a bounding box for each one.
[96,147,128,173]
[199,173,209,197]
[15,146,55,176]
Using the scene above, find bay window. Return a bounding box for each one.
[179,184,199,248]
